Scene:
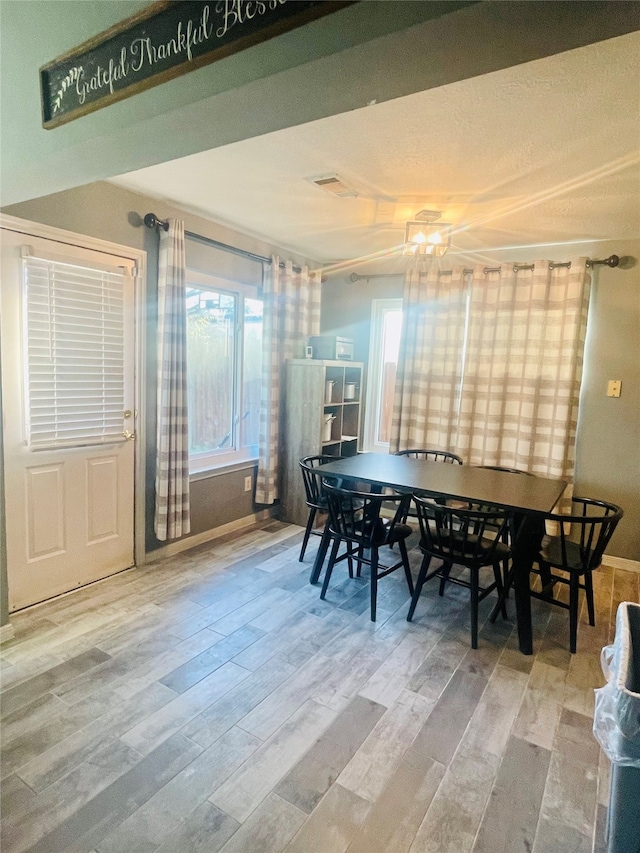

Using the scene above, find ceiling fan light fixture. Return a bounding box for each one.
[403,215,452,257]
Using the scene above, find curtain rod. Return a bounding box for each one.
[348,255,622,282]
[143,212,312,276]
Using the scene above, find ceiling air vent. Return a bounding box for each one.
[307,174,359,198]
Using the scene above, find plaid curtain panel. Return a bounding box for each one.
[255,258,320,505]
[154,219,191,541]
[455,259,590,484]
[390,264,468,453]
[391,259,590,491]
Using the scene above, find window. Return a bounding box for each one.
[363,298,403,452]
[185,270,263,472]
[23,252,128,450]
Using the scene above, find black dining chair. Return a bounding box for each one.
[395,448,463,465]
[393,448,464,523]
[493,496,623,653]
[298,455,339,562]
[320,483,414,621]
[475,465,534,476]
[474,466,537,587]
[407,495,512,648]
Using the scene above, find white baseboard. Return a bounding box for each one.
[603,553,640,574]
[149,510,274,561]
[0,622,15,644]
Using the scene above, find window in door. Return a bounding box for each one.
[23,252,127,450]
[185,270,263,472]
[363,298,403,452]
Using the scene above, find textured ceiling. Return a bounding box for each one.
[110,31,640,265]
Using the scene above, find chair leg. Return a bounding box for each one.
[502,557,510,599]
[489,564,514,624]
[569,572,580,654]
[470,568,479,649]
[310,522,332,585]
[299,508,317,561]
[320,537,341,600]
[492,561,508,620]
[538,559,554,598]
[370,549,379,622]
[347,544,354,579]
[438,561,452,596]
[584,570,596,627]
[407,554,431,622]
[357,545,364,578]
[398,538,414,595]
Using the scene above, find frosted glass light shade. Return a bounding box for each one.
[403,220,452,257]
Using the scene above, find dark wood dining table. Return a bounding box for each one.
[309,453,567,655]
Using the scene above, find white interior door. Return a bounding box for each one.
[1,229,136,611]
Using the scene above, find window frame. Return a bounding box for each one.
[363,297,403,453]
[185,268,262,475]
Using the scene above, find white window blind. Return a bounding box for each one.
[23,254,126,450]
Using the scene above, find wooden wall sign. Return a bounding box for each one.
[40,0,354,129]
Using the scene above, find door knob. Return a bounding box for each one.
[123,430,136,441]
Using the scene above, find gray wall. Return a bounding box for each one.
[0,1,474,205]
[321,242,640,562]
[575,241,640,560]
[3,2,638,206]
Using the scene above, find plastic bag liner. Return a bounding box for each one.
[593,601,640,767]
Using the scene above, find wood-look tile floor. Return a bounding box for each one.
[1,520,638,853]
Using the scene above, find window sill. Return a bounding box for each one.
[189,459,258,482]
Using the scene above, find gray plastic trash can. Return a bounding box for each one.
[594,601,640,853]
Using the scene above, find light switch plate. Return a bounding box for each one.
[607,379,622,398]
